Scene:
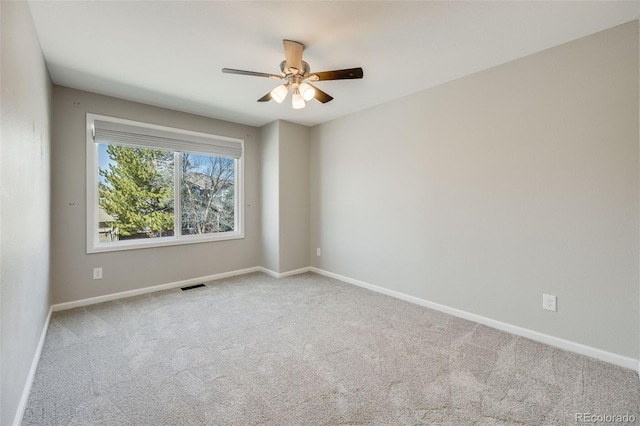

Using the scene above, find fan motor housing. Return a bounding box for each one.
[280,60,310,79]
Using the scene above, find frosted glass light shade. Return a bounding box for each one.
[299,83,316,101]
[292,91,305,109]
[270,85,288,103]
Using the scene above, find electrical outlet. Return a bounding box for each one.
[542,294,556,312]
[93,267,103,280]
[316,248,321,257]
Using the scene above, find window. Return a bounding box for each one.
[87,113,244,253]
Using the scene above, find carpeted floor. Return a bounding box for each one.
[23,272,640,425]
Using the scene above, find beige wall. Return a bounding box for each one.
[279,121,310,273]
[259,120,310,273]
[310,21,640,358]
[260,121,280,272]
[51,86,260,304]
[0,2,53,424]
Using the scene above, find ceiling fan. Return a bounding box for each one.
[222,39,364,109]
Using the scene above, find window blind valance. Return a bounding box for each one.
[93,120,243,159]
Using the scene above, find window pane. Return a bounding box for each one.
[98,144,174,242]
[180,153,235,235]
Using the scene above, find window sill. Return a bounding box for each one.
[87,231,244,254]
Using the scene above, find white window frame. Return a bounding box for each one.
[86,113,244,254]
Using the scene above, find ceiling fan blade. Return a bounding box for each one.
[308,84,333,103]
[222,68,282,79]
[257,92,272,102]
[283,40,304,74]
[308,67,364,81]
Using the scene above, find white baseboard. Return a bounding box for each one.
[52,266,261,312]
[258,266,311,278]
[310,267,640,372]
[52,266,313,312]
[13,305,53,426]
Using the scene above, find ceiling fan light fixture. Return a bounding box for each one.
[270,84,288,103]
[223,39,364,109]
[292,88,305,109]
[299,82,316,101]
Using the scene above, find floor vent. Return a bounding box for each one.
[181,283,206,291]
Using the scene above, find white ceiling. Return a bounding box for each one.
[28,1,640,128]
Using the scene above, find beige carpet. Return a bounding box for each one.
[23,272,640,425]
